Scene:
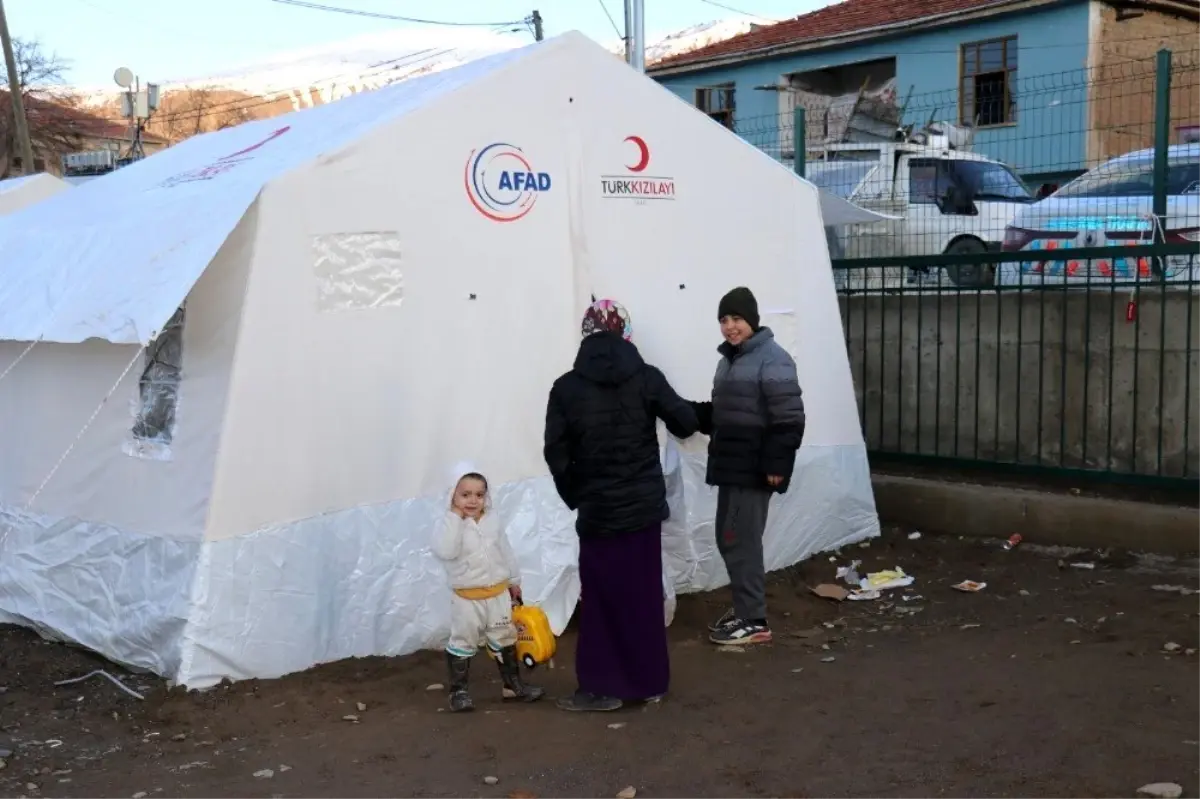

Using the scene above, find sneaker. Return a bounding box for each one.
[709,619,772,646]
[555,691,623,712]
[708,608,736,633]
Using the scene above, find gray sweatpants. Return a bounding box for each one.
[714,486,772,622]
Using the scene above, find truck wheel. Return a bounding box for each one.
[943,237,995,288]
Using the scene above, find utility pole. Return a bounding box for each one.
[0,0,35,174]
[623,0,633,63]
[531,9,543,41]
[624,0,645,72]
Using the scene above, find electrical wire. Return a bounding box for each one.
[268,0,528,28]
[695,0,778,22]
[596,0,624,39]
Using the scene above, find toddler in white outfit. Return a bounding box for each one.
[432,465,545,712]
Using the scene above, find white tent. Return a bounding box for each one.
[0,32,880,688]
[0,172,70,215]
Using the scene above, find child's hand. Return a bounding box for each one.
[509,585,523,604]
[766,475,783,487]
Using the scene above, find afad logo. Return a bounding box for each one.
[464,143,552,222]
[159,126,292,189]
[600,136,676,202]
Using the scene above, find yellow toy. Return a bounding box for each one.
[511,600,556,669]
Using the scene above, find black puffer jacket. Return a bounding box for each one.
[692,327,806,493]
[544,332,699,538]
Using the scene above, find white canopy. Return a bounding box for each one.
[0,32,879,687]
[0,172,70,216]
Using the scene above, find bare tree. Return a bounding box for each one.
[0,37,85,177]
[148,86,255,145]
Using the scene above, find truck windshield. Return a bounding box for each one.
[952,160,1033,202]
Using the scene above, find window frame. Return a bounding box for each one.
[958,35,1018,128]
[695,84,736,130]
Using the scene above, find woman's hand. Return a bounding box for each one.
[766,475,783,487]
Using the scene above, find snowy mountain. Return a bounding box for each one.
[631,19,756,64]
[70,20,751,113]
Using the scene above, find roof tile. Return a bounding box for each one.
[653,0,1013,70]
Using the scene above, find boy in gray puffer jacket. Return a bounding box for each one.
[690,287,806,646]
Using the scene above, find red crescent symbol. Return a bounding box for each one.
[625,135,650,172]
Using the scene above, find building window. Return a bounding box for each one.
[960,36,1017,127]
[695,84,735,129]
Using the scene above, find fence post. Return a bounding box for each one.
[793,105,806,178]
[1152,48,1172,240]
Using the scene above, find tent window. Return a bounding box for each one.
[132,305,185,446]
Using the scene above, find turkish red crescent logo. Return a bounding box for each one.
[625,135,650,172]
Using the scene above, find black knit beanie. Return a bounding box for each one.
[717,286,759,330]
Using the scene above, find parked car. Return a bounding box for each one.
[808,140,1034,288]
[998,143,1200,285]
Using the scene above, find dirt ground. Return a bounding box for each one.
[1,527,1197,799]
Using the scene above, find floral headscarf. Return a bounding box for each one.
[581,298,632,342]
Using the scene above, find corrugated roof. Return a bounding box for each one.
[652,0,1019,71]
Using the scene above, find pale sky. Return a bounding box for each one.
[5,0,829,87]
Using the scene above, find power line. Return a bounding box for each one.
[596,0,623,39]
[695,0,778,22]
[268,0,528,28]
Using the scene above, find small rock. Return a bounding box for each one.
[342,714,360,722]
[1070,639,1082,645]
[1018,589,1031,596]
[820,644,831,651]
[820,656,836,663]
[171,733,187,742]
[960,623,981,630]
[254,769,275,779]
[907,531,921,540]
[0,747,11,759]
[0,758,6,771]
[484,776,500,785]
[426,683,444,691]
[278,764,292,772]
[1136,783,1182,799]
[617,788,637,799]
[1064,617,1078,624]
[607,722,626,730]
[356,702,367,712]
[132,793,148,799]
[791,667,804,673]
[1186,649,1197,656]
[1163,642,1182,653]
[25,784,38,793]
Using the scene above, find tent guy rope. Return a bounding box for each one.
[0,346,145,548]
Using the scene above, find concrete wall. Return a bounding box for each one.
[652,2,1091,178]
[838,288,1200,479]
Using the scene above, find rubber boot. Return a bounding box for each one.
[445,651,474,712]
[495,645,545,702]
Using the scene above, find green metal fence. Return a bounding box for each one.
[737,49,1200,486]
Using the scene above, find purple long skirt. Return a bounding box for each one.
[575,522,669,701]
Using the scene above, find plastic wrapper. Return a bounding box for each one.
[0,444,878,688]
